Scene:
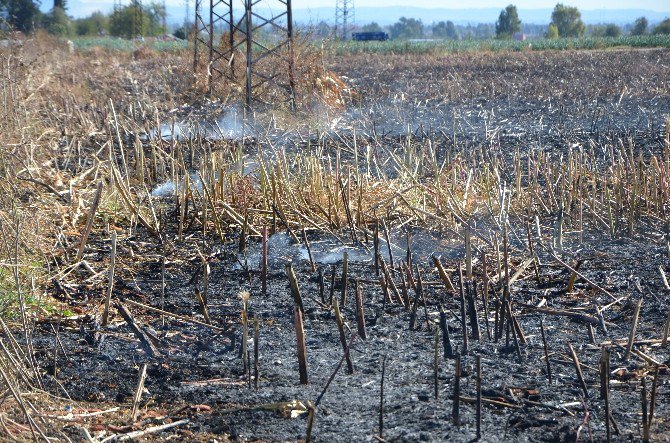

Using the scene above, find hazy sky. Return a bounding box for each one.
[72,0,670,11]
[295,0,669,9]
[61,0,670,18]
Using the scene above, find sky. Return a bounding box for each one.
[58,0,670,19]
[68,0,670,11]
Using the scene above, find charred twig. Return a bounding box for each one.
[124,299,230,332]
[114,302,159,358]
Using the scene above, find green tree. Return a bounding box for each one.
[652,18,670,35]
[550,3,585,38]
[631,17,648,36]
[108,1,165,38]
[43,6,71,35]
[314,21,331,38]
[74,11,107,36]
[433,20,457,39]
[496,4,521,39]
[546,23,559,39]
[361,22,383,33]
[389,17,423,39]
[0,0,42,33]
[603,23,621,37]
[53,0,66,9]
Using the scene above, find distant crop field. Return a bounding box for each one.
[72,36,188,52]
[332,34,670,55]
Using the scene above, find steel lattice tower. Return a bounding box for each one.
[193,0,296,109]
[335,0,354,41]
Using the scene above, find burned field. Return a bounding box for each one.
[2,45,670,442]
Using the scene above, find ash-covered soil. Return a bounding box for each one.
[34,222,670,442]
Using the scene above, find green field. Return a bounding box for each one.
[332,34,670,55]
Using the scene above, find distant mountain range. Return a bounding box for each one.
[55,3,670,27]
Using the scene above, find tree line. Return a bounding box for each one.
[0,0,167,38]
[2,1,670,41]
[340,3,670,40]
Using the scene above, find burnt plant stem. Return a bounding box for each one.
[261,227,268,296]
[340,251,348,307]
[76,182,103,262]
[647,365,659,440]
[302,228,316,273]
[458,263,468,354]
[642,377,649,442]
[662,307,670,347]
[476,354,482,440]
[600,346,611,442]
[305,401,315,443]
[439,304,454,358]
[383,218,394,273]
[416,264,432,331]
[333,297,354,374]
[379,355,386,440]
[294,306,308,385]
[452,352,461,426]
[131,363,148,422]
[434,329,439,399]
[102,230,117,327]
[507,302,523,363]
[467,281,481,340]
[195,287,211,324]
[567,342,588,398]
[465,225,472,280]
[286,264,305,315]
[318,269,325,305]
[481,253,491,340]
[625,298,642,360]
[374,221,380,276]
[540,318,552,384]
[254,315,259,390]
[315,334,357,407]
[354,280,367,340]
[566,259,584,293]
[433,255,456,292]
[381,258,403,306]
